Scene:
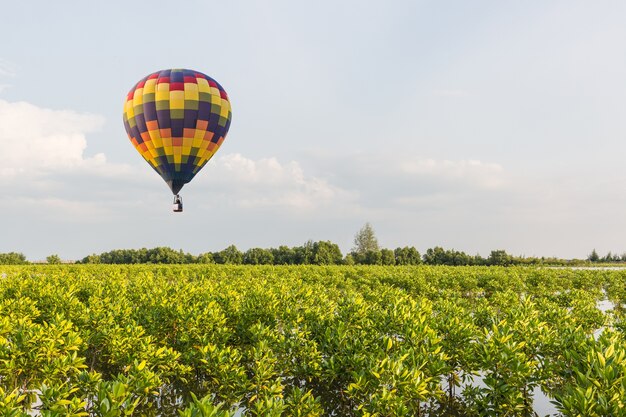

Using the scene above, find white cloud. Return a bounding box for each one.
[197,153,356,210]
[190,152,507,217]
[0,99,144,187]
[0,99,107,179]
[0,96,509,229]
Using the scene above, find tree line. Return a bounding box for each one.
[0,224,607,266]
[68,245,564,266]
[586,249,626,263]
[0,252,28,265]
[0,247,592,266]
[0,246,585,267]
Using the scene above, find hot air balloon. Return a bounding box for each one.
[123,69,232,212]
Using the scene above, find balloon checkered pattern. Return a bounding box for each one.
[123,69,232,194]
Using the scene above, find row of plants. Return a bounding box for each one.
[0,265,625,416]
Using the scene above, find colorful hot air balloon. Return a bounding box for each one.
[123,69,232,211]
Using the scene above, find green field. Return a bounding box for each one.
[0,265,625,416]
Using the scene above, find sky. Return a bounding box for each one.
[1,1,625,261]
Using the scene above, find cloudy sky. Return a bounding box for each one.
[1,1,625,260]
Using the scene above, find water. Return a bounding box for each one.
[459,373,558,416]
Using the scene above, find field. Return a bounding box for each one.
[0,265,625,416]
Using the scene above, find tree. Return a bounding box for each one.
[473,254,487,266]
[352,223,379,255]
[214,245,243,264]
[79,254,101,264]
[487,250,513,266]
[100,249,141,264]
[46,254,61,264]
[0,252,28,265]
[197,253,215,264]
[423,247,447,265]
[294,241,316,264]
[352,249,383,265]
[380,249,396,265]
[423,247,474,266]
[394,247,421,265]
[271,246,296,265]
[363,250,382,265]
[243,248,274,265]
[145,247,186,263]
[312,241,343,265]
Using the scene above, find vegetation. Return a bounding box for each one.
[72,245,599,267]
[46,254,62,264]
[351,222,380,253]
[587,248,626,263]
[0,252,28,264]
[0,264,625,416]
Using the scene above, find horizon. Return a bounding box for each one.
[5,242,615,264]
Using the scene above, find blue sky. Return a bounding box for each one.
[1,1,625,260]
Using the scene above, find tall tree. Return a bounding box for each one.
[352,222,379,255]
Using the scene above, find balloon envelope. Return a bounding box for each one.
[123,69,232,194]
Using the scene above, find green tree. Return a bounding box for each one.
[215,245,243,264]
[100,249,139,263]
[423,247,447,265]
[0,252,28,264]
[380,249,396,265]
[394,247,421,265]
[487,249,513,266]
[197,252,215,264]
[271,246,296,265]
[472,253,487,265]
[46,254,62,264]
[243,248,274,265]
[294,241,315,264]
[311,241,343,265]
[358,249,383,265]
[423,247,473,266]
[145,247,186,263]
[352,222,379,255]
[78,254,101,264]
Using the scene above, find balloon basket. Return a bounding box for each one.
[173,194,183,213]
